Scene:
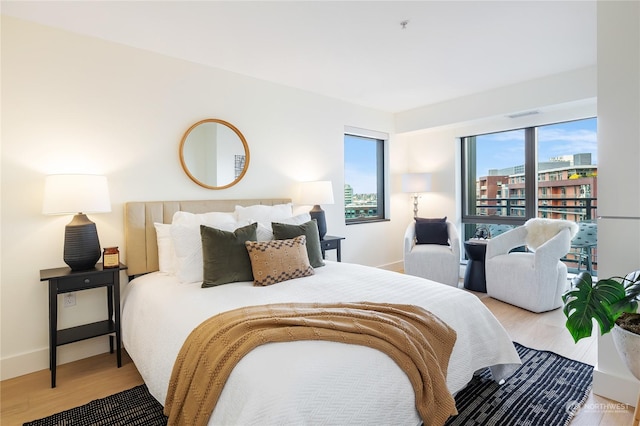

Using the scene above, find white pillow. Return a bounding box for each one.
[153,211,236,278]
[171,220,250,284]
[255,223,275,242]
[284,212,312,224]
[172,210,237,226]
[154,223,176,274]
[235,203,293,229]
[255,212,312,241]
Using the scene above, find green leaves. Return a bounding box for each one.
[611,279,640,314]
[562,272,635,343]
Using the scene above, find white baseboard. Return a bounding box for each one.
[593,367,640,407]
[1,338,111,381]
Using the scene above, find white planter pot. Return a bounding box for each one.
[611,324,640,381]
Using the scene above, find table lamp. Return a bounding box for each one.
[402,173,431,219]
[42,174,111,271]
[298,180,334,240]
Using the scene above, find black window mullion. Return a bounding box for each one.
[461,136,477,217]
[376,138,385,219]
[524,127,537,219]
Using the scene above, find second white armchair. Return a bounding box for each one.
[485,218,578,313]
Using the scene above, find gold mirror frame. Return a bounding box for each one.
[179,118,250,190]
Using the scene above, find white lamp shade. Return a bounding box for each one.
[43,174,111,215]
[402,173,432,193]
[298,181,335,205]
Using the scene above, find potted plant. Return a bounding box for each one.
[562,270,640,379]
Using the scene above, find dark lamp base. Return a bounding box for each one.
[64,213,101,271]
[309,205,327,240]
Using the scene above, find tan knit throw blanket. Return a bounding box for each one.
[164,302,458,426]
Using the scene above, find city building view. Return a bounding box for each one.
[474,152,598,274]
[476,153,597,222]
[344,184,379,219]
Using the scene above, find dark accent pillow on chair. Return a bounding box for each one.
[415,221,449,245]
[415,216,447,223]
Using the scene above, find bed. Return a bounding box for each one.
[122,199,521,426]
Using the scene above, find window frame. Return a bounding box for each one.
[460,117,597,237]
[461,132,532,229]
[344,126,389,225]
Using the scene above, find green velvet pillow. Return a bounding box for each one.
[200,222,257,288]
[271,220,325,268]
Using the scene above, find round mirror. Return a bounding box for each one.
[179,119,250,190]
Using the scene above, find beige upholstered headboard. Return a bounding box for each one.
[124,199,291,276]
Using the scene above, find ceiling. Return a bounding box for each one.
[1,1,597,113]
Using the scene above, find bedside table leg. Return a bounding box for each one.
[114,273,122,368]
[107,286,114,354]
[48,282,57,388]
[116,340,122,368]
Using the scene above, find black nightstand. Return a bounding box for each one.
[320,235,345,262]
[40,263,127,388]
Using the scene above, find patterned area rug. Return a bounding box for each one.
[24,342,592,426]
[445,342,593,426]
[23,384,167,426]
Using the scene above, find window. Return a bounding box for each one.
[344,129,387,223]
[461,117,597,239]
[462,129,526,222]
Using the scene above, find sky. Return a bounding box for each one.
[344,134,379,194]
[344,117,597,195]
[475,117,597,177]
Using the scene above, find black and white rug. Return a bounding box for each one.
[23,384,167,426]
[25,342,592,426]
[445,342,593,426]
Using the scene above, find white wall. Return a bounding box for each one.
[396,67,597,134]
[0,16,411,379]
[592,0,640,406]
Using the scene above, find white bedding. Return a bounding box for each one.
[122,261,520,425]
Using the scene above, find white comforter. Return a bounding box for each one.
[122,261,520,426]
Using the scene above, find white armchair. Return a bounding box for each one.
[485,218,578,313]
[403,221,460,287]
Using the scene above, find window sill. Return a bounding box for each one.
[346,218,390,225]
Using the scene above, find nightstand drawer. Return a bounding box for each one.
[321,239,339,251]
[57,272,113,292]
[319,236,344,262]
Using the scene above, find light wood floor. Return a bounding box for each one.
[474,291,635,425]
[1,290,635,425]
[1,351,144,425]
